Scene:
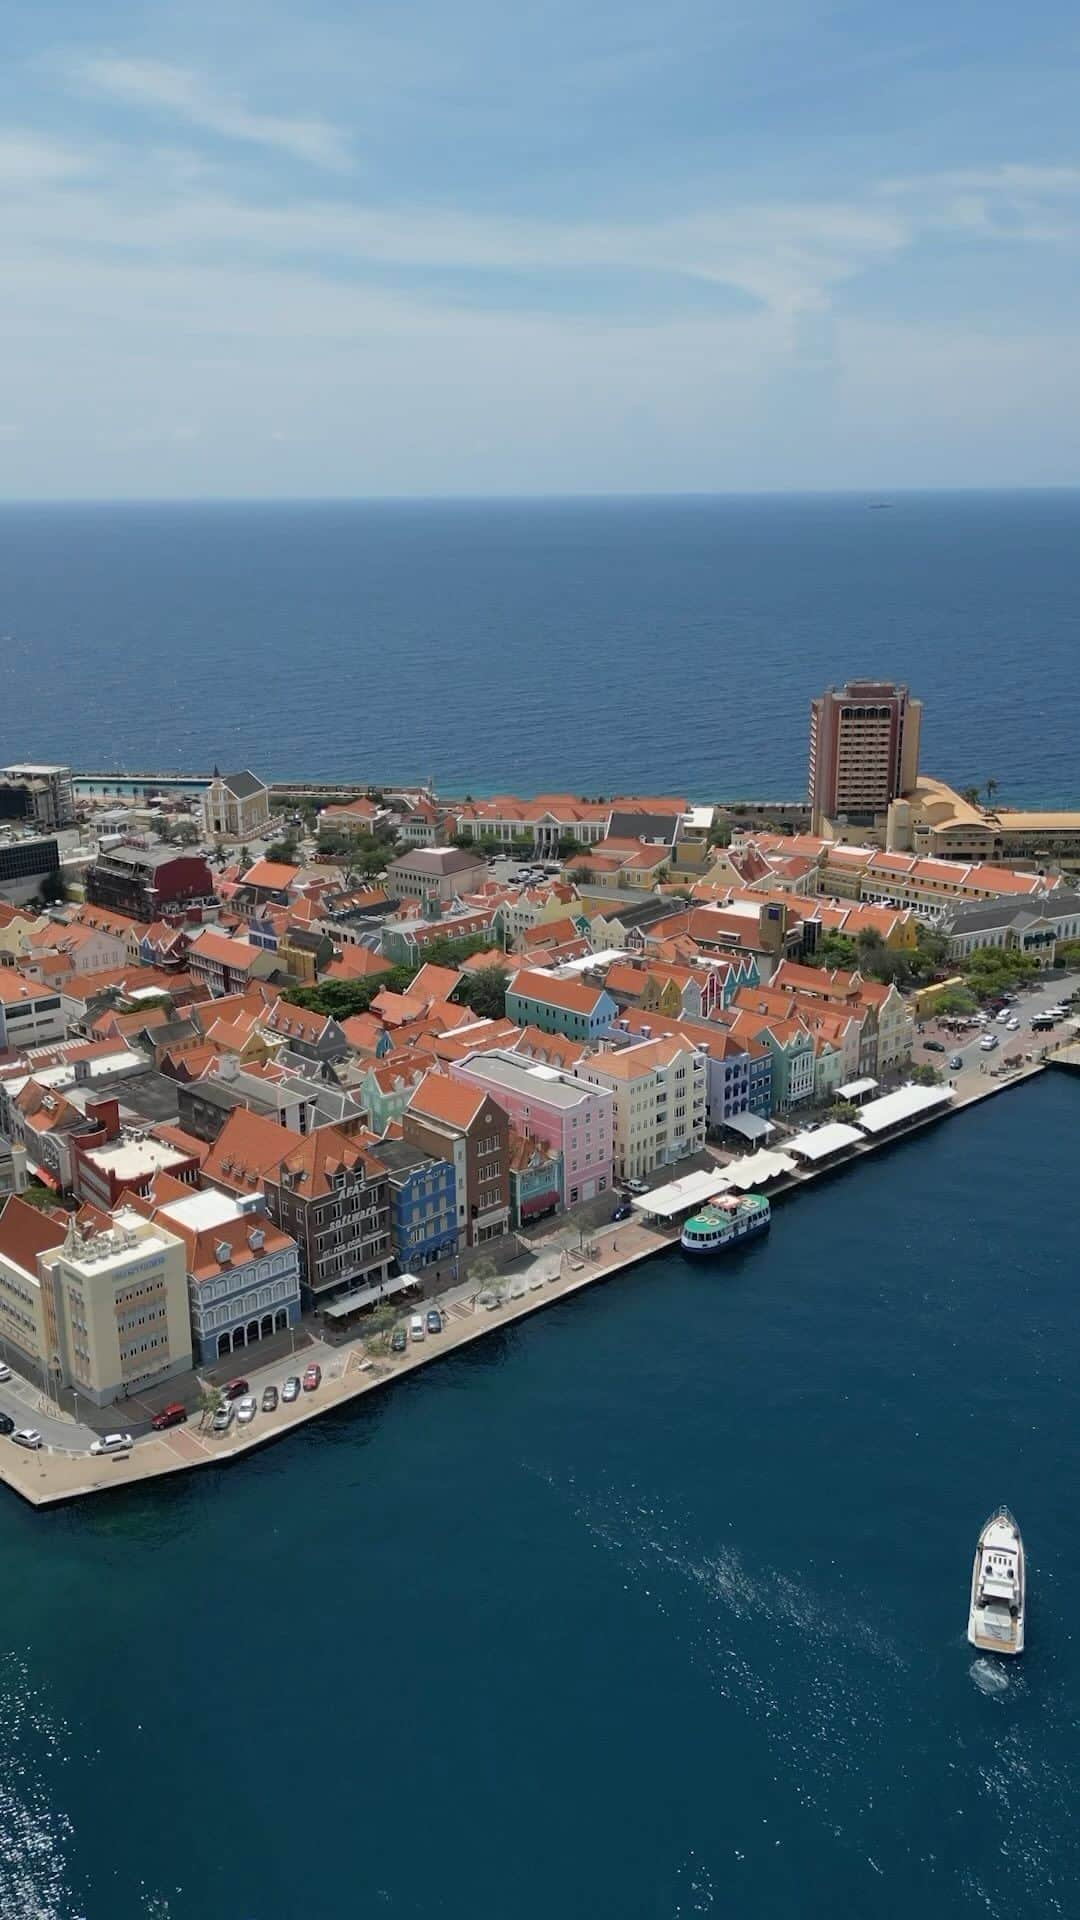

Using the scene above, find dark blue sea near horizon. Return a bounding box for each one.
[1,491,1079,802]
[3,1076,1080,1920]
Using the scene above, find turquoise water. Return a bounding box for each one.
[2,491,1079,801]
[3,1073,1078,1918]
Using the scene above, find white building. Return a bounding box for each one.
[202,770,271,843]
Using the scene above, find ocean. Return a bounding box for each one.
[2,1073,1078,1920]
[1,491,1079,802]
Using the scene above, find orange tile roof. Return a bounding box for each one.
[405,1072,491,1129]
[202,1109,297,1193]
[508,968,610,1016]
[270,1125,383,1198]
[240,858,300,890]
[0,1193,68,1272]
[188,928,260,970]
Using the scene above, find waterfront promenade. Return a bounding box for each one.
[0,1041,1060,1511]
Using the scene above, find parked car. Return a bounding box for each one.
[409,1314,426,1342]
[222,1377,249,1401]
[235,1395,257,1425]
[426,1309,443,1335]
[980,1034,999,1052]
[390,1328,408,1354]
[924,1040,946,1053]
[0,1413,15,1436]
[302,1363,322,1391]
[0,1364,12,1383]
[948,1054,964,1071]
[211,1401,234,1433]
[11,1428,41,1450]
[281,1375,301,1402]
[261,1385,279,1413]
[89,1432,132,1456]
[623,1178,649,1196]
[151,1401,186,1431]
[611,1201,633,1221]
[1006,1017,1021,1031]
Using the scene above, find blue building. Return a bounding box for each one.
[154,1191,303,1364]
[369,1139,459,1277]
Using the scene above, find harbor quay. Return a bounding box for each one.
[3,697,1078,1513]
[0,1048,1053,1510]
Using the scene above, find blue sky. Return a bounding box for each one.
[1,0,1078,496]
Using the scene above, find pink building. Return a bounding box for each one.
[448,1049,614,1208]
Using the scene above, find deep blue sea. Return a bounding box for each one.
[1,491,1079,801]
[3,1075,1079,1920]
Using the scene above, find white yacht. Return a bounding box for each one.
[967,1507,1025,1655]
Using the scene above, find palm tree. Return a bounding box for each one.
[196,1383,222,1431]
[960,785,981,807]
[984,778,998,808]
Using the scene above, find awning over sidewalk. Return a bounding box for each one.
[723,1112,775,1142]
[837,1077,878,1101]
[324,1271,423,1319]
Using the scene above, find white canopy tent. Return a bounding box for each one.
[836,1077,878,1102]
[723,1149,797,1189]
[630,1169,733,1220]
[856,1084,954,1135]
[723,1112,775,1142]
[787,1122,864,1163]
[324,1272,422,1318]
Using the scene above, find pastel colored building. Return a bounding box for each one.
[577,1036,707,1183]
[505,969,617,1044]
[449,1049,613,1207]
[151,1186,302,1363]
[0,1197,193,1407]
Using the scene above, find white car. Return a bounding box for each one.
[409,1313,426,1342]
[235,1395,257,1424]
[979,1034,999,1052]
[623,1178,649,1195]
[0,1365,12,1384]
[1006,1018,1020,1031]
[90,1432,133,1455]
[995,1009,1012,1024]
[11,1429,42,1450]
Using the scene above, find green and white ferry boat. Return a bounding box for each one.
[680,1192,771,1257]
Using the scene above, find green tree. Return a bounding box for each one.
[196,1384,223,1430]
[826,1100,859,1124]
[37,870,67,905]
[911,1062,942,1086]
[929,985,978,1016]
[960,786,982,807]
[707,819,732,849]
[984,778,999,807]
[557,834,584,860]
[266,838,298,864]
[458,964,508,1021]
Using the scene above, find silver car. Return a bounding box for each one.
[235,1396,257,1425]
[281,1375,301,1403]
[211,1401,234,1433]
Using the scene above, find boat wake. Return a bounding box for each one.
[969,1656,1012,1697]
[530,1467,1076,1914]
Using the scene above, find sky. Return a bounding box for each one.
[1,0,1079,498]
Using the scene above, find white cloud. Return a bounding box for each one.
[76,57,350,170]
[0,134,88,186]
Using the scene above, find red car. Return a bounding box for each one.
[151,1402,187,1431]
[302,1363,322,1392]
[222,1378,250,1401]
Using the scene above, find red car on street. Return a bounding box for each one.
[151,1402,187,1431]
[222,1378,250,1401]
[302,1363,322,1392]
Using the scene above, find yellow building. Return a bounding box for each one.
[0,1196,193,1408]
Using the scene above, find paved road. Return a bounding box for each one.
[914,968,1079,1099]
